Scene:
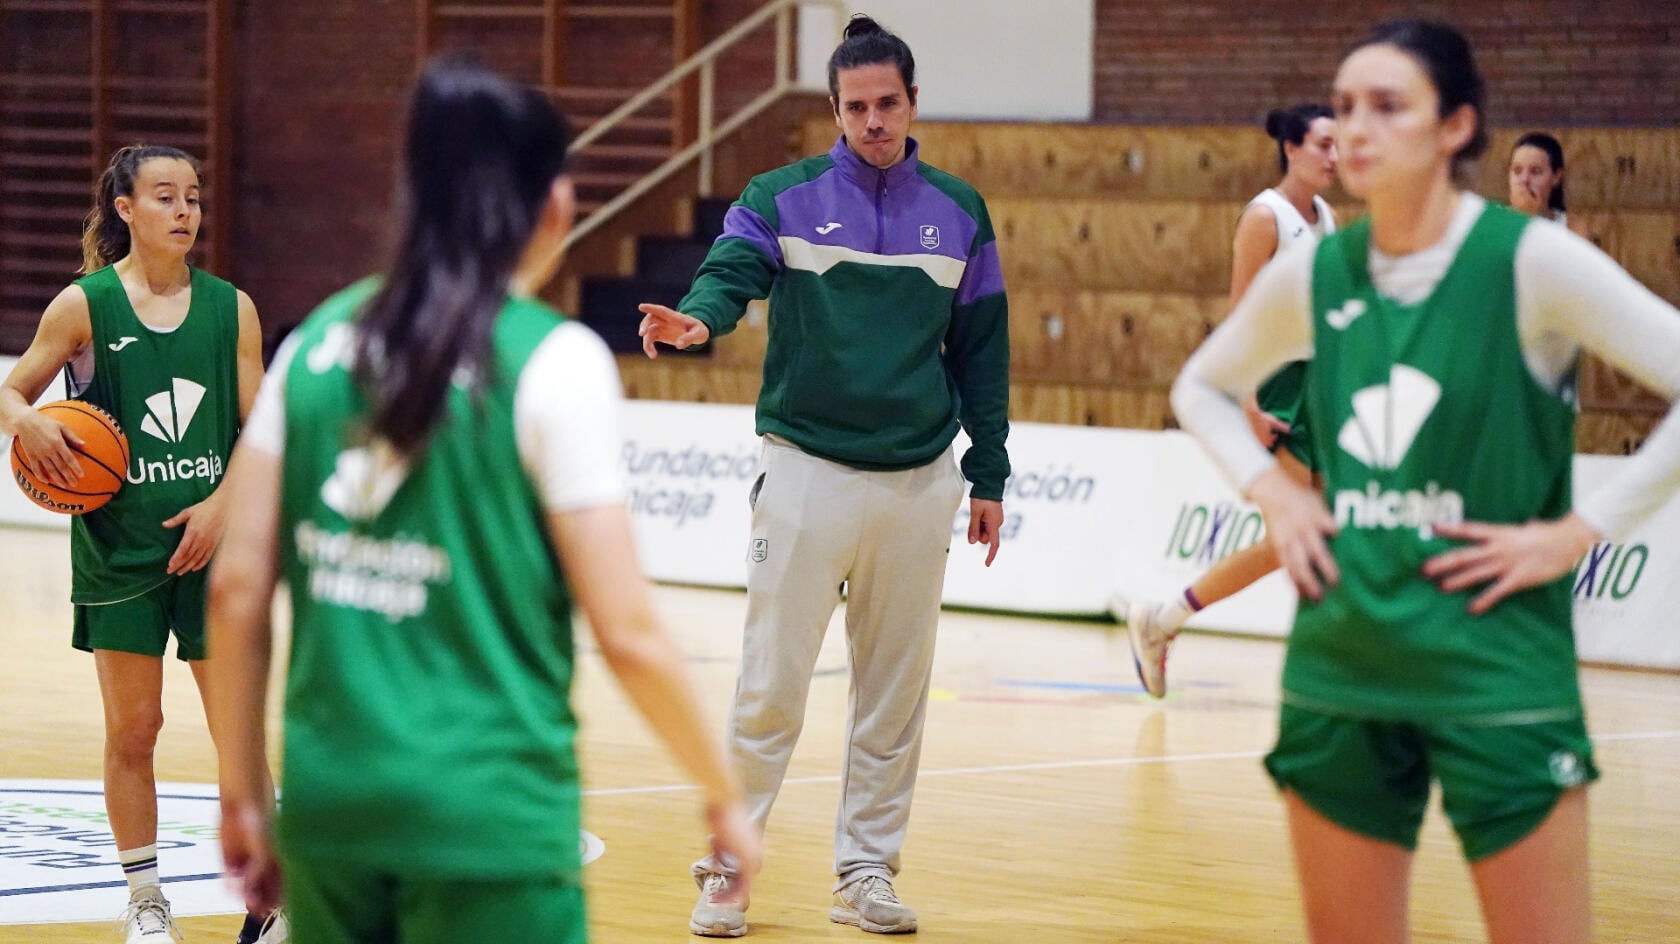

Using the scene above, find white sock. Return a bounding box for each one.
[118,844,160,895]
[1158,595,1194,636]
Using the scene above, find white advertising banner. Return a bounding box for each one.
[621,401,759,588]
[1570,455,1680,669]
[1102,431,1297,636]
[617,402,1680,669]
[618,402,1284,623]
[939,423,1144,614]
[0,355,72,531]
[4,390,1676,669]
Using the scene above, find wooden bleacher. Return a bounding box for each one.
[623,119,1680,454]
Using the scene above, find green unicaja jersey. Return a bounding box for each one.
[70,265,241,604]
[1292,202,1581,722]
[275,281,582,877]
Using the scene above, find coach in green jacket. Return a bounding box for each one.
[639,14,1009,939]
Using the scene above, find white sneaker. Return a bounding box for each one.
[118,887,183,943]
[1121,598,1174,699]
[689,870,748,937]
[830,875,917,934]
[254,908,289,944]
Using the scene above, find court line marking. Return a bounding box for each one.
[583,729,1680,798]
[1582,686,1680,703]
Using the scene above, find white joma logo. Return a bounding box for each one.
[1326,299,1367,331]
[108,336,138,352]
[139,378,207,444]
[815,222,843,235]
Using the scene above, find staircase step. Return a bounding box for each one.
[433,4,543,20]
[569,171,644,195]
[582,143,672,162]
[573,123,674,152]
[692,198,734,240]
[556,86,653,103]
[636,236,712,285]
[569,154,664,183]
[579,277,705,357]
[567,4,673,18]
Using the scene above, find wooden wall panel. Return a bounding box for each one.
[992,199,1244,294]
[1577,410,1662,456]
[1009,289,1221,388]
[1477,129,1680,210]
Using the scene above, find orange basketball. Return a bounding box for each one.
[8,400,130,515]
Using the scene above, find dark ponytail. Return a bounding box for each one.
[80,144,201,274]
[1513,131,1566,213]
[354,55,572,454]
[1355,20,1487,181]
[827,14,916,103]
[1264,104,1333,174]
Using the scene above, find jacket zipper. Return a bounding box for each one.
[874,171,886,254]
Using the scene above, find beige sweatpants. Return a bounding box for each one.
[695,435,966,890]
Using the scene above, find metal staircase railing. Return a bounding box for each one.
[562,0,842,249]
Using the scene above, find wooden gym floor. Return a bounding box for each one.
[2,524,1677,943]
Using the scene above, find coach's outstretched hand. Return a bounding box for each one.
[637,304,710,359]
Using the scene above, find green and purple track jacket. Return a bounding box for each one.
[680,135,1011,500]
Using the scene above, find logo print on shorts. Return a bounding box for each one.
[751,538,768,563]
[1548,750,1586,787]
[919,224,940,249]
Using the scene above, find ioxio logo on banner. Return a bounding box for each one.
[1162,500,1266,566]
[1573,541,1649,602]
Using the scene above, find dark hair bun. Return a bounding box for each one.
[844,14,884,40]
[1264,109,1291,141]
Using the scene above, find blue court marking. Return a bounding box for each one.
[993,678,1233,694]
[0,873,224,898]
[0,787,216,801]
[0,786,224,898]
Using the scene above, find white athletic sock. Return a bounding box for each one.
[118,844,160,895]
[1158,595,1195,636]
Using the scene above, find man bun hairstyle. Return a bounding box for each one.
[827,14,915,104]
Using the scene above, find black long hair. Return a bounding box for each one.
[81,144,202,274]
[1513,131,1567,213]
[1264,104,1333,174]
[827,15,916,104]
[1354,20,1487,181]
[355,56,572,454]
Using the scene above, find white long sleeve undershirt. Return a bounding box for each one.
[1171,193,1680,539]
